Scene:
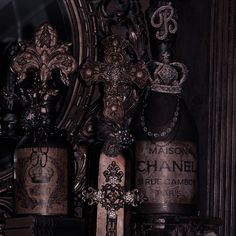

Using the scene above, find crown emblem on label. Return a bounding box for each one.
[150,52,188,94]
[29,165,54,184]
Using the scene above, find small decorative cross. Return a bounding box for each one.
[81,161,146,236]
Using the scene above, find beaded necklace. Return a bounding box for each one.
[140,95,180,138]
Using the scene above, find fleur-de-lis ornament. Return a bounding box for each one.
[11,23,77,130]
[11,23,77,86]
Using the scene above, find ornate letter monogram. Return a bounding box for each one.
[151,2,178,40]
[81,161,146,236]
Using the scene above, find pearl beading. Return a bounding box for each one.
[140,97,180,138]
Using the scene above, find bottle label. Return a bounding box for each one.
[135,141,197,204]
[14,147,68,215]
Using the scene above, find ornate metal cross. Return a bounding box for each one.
[81,34,148,124]
[81,161,146,236]
[81,35,149,157]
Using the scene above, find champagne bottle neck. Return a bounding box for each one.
[144,91,180,127]
[137,90,198,142]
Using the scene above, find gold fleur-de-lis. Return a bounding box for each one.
[11,23,77,86]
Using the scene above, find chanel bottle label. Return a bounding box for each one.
[14,147,68,215]
[135,141,197,204]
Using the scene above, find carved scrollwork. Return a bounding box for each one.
[95,0,149,62]
[95,0,130,36]
[168,222,204,236]
[100,0,129,19]
[126,0,149,61]
[73,144,87,217]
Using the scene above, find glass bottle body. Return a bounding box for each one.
[133,92,198,218]
[14,130,74,216]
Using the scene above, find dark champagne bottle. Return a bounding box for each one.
[132,0,199,227]
[11,24,77,216]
